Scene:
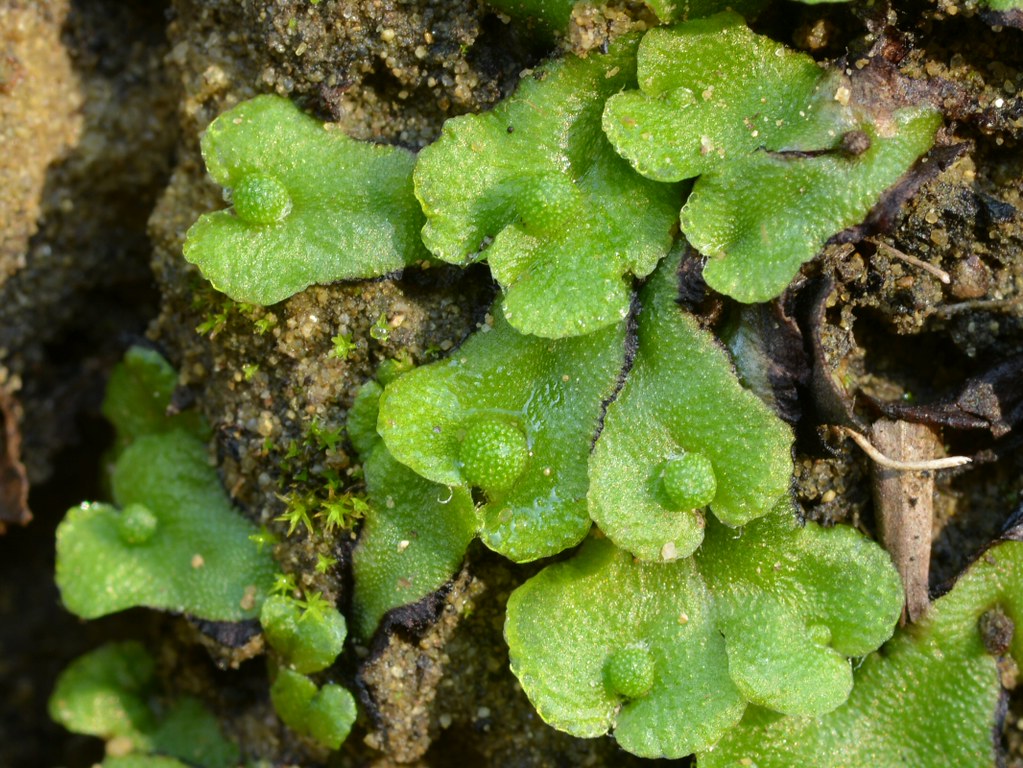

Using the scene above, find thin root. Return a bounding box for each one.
[839,426,971,471]
[933,296,1023,317]
[873,241,951,284]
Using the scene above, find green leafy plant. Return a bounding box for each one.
[701,536,1023,767]
[507,535,743,757]
[602,12,940,302]
[56,350,276,621]
[483,0,770,30]
[59,6,978,761]
[102,757,192,768]
[588,244,792,561]
[355,253,901,762]
[275,490,318,536]
[505,504,903,758]
[49,642,239,768]
[101,346,208,456]
[349,376,479,639]
[330,331,356,360]
[261,592,358,750]
[183,95,428,305]
[269,667,357,751]
[981,0,1023,12]
[414,35,680,338]
[377,304,625,562]
[260,593,348,674]
[53,348,360,754]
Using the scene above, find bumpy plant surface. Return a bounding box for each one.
[183,95,427,305]
[349,376,479,639]
[588,245,792,561]
[102,758,192,768]
[603,12,940,303]
[55,348,359,752]
[983,0,1023,10]
[56,429,277,621]
[377,304,625,562]
[414,35,680,338]
[701,535,1023,767]
[51,4,999,762]
[505,505,903,758]
[260,593,356,749]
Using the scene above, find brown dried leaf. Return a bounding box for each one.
[871,353,1023,438]
[726,299,810,426]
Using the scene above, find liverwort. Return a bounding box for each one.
[55,430,277,621]
[414,35,680,338]
[458,417,531,494]
[349,376,479,639]
[184,95,428,305]
[102,346,208,457]
[505,502,903,759]
[260,594,347,675]
[377,302,626,562]
[49,642,239,768]
[269,668,356,751]
[55,348,276,622]
[603,12,940,303]
[483,0,771,31]
[702,535,1023,768]
[588,242,792,561]
[506,535,746,758]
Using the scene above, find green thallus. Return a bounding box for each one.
[54,8,965,763]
